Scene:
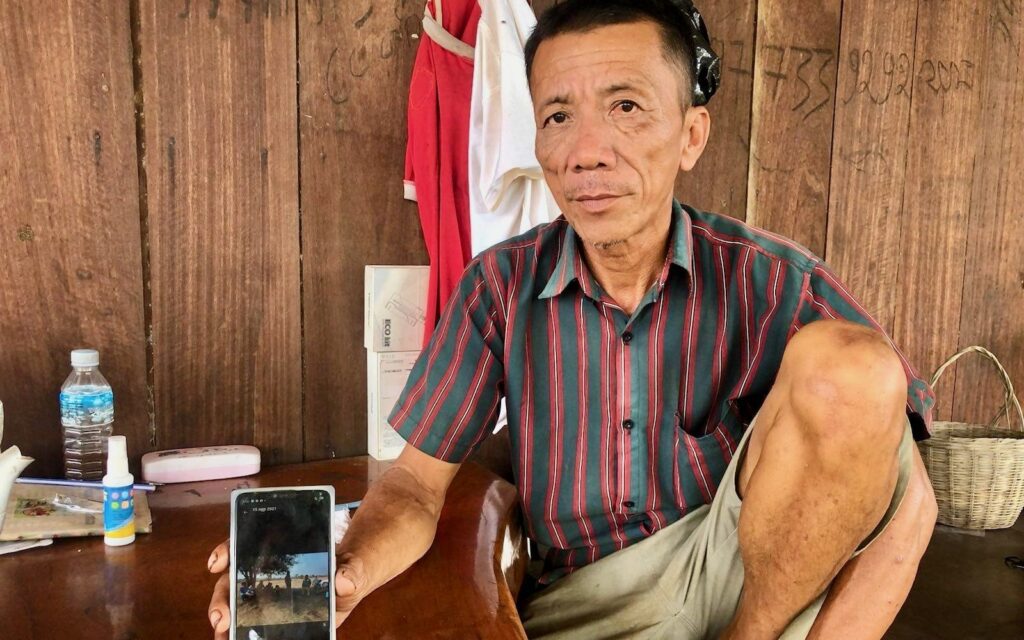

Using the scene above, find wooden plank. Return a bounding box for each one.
[674,0,756,220]
[298,1,428,459]
[0,1,149,476]
[892,0,987,421]
[951,1,1024,426]
[746,0,842,256]
[139,0,303,463]
[824,0,918,332]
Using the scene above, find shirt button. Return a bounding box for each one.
[622,331,633,344]
[622,419,634,431]
[623,501,635,509]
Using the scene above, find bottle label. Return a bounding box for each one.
[60,390,114,426]
[104,484,135,539]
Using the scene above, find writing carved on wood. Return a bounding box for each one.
[758,42,836,122]
[322,0,422,133]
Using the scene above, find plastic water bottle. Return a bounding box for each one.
[59,349,114,480]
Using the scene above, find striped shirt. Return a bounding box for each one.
[390,201,934,584]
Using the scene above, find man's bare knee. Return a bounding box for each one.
[779,319,907,447]
[739,321,906,493]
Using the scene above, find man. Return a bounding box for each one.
[208,1,937,637]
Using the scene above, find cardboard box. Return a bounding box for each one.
[367,350,420,460]
[364,266,429,352]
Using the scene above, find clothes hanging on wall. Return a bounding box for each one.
[467,0,557,436]
[469,0,560,257]
[404,0,481,345]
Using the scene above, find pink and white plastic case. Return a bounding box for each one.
[141,445,261,483]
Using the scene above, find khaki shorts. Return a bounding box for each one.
[521,415,915,640]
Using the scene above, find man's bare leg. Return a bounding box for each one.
[805,445,936,638]
[720,319,932,639]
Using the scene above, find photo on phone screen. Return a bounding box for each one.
[232,488,334,640]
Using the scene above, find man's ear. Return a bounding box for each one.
[679,106,711,173]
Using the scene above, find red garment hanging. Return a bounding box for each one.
[404,0,480,346]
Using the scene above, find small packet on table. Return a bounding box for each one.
[0,482,153,541]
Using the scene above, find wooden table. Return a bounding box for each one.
[0,458,528,639]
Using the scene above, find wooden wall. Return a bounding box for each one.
[0,0,1020,476]
[0,1,151,475]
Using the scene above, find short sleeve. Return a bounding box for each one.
[403,63,417,202]
[793,261,935,440]
[388,261,505,462]
[403,152,417,201]
[404,30,438,204]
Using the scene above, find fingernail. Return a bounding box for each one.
[210,610,222,628]
[207,552,217,570]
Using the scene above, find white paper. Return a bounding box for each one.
[364,266,429,352]
[367,351,418,460]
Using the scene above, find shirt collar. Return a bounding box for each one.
[539,200,694,300]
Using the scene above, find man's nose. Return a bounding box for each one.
[566,116,615,172]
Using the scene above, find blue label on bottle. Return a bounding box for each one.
[103,484,135,538]
[60,390,114,425]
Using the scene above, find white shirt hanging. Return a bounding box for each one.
[468,0,561,257]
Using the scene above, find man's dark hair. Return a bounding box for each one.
[525,0,707,107]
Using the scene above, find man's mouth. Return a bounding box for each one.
[573,193,622,212]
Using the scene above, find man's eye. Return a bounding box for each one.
[545,112,569,126]
[617,100,638,113]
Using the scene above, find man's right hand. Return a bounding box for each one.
[206,540,231,639]
[205,542,372,638]
[334,551,371,626]
[206,445,459,637]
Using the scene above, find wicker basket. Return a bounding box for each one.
[919,346,1024,530]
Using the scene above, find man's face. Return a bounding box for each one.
[530,21,695,251]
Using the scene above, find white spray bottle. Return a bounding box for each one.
[103,435,135,546]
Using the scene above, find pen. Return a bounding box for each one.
[15,477,157,493]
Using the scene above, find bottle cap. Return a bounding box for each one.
[71,349,100,367]
[107,435,129,477]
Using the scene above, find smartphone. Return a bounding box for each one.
[230,486,336,640]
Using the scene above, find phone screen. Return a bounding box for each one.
[233,489,334,640]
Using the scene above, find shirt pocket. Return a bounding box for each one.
[671,408,745,507]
